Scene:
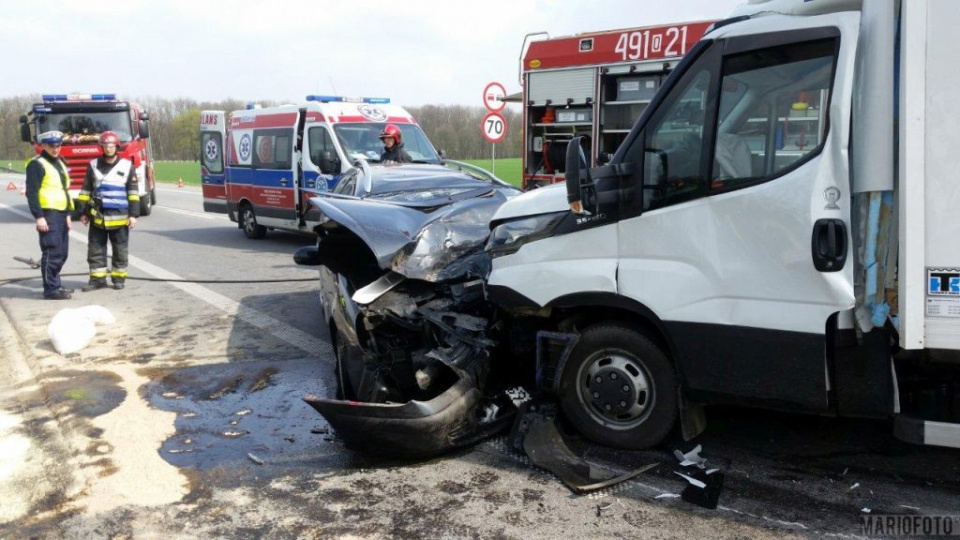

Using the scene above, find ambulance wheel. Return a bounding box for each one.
[139,193,152,216]
[239,204,267,239]
[558,323,677,450]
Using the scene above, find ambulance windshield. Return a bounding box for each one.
[333,123,440,164]
[36,111,133,145]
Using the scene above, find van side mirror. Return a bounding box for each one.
[19,116,31,143]
[138,120,150,139]
[438,149,446,159]
[140,112,150,121]
[319,150,341,175]
[565,136,594,214]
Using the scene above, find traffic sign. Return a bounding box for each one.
[483,82,507,112]
[481,112,508,144]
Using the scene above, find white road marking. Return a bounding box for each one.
[0,202,331,360]
[156,205,224,220]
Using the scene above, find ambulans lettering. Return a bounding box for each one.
[202,113,219,126]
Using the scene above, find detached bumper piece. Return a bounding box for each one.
[894,415,960,449]
[304,379,515,459]
[509,402,657,493]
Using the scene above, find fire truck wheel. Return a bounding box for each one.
[239,204,267,239]
[139,192,153,216]
[558,323,677,450]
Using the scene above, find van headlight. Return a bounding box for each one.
[486,212,566,257]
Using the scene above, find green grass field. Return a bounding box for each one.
[153,158,523,188]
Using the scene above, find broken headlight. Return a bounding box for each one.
[486,212,566,257]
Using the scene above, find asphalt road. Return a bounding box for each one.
[0,173,957,539]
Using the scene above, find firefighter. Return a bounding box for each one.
[25,130,74,300]
[379,124,412,163]
[77,131,140,291]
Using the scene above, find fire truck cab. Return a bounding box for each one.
[520,22,713,189]
[200,96,441,239]
[19,93,156,216]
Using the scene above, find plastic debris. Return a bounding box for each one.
[247,453,264,465]
[48,306,116,355]
[675,471,707,489]
[673,444,707,469]
[655,493,681,500]
[849,482,860,491]
[862,507,871,514]
[310,427,329,434]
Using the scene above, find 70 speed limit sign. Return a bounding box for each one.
[481,112,508,144]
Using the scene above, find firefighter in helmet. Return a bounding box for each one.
[77,131,140,291]
[379,124,412,164]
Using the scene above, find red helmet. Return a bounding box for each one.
[98,131,121,146]
[379,124,402,145]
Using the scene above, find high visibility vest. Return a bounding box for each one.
[34,156,73,211]
[91,158,133,211]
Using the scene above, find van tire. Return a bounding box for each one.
[558,323,677,449]
[239,204,267,239]
[139,192,152,216]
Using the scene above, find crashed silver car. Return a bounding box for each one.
[296,162,523,458]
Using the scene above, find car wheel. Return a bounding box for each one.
[239,204,267,239]
[150,189,157,205]
[558,323,677,449]
[139,192,152,216]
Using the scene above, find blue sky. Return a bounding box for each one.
[1,0,741,105]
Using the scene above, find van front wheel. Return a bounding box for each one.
[558,323,677,449]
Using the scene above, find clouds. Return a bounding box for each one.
[0,0,740,105]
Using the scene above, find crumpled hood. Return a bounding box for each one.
[311,189,515,282]
[491,183,569,223]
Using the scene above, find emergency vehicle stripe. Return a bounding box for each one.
[333,115,415,124]
[229,112,298,129]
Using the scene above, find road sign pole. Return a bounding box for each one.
[492,143,495,175]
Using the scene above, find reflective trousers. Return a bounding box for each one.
[87,225,129,284]
[38,210,70,295]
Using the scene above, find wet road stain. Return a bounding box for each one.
[41,370,126,418]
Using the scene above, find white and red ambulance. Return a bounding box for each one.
[200,96,441,238]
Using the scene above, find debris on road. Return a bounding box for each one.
[673,444,724,509]
[310,427,329,435]
[247,453,264,465]
[47,305,116,355]
[511,401,657,493]
[849,482,860,491]
[655,493,681,500]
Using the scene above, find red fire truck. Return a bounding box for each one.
[519,21,714,189]
[19,94,156,216]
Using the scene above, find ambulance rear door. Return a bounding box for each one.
[248,111,300,229]
[200,110,227,214]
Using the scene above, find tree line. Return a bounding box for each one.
[0,95,521,162]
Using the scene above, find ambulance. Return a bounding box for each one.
[200,96,441,238]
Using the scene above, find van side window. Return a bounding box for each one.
[253,129,293,169]
[642,69,712,210]
[710,39,837,192]
[308,127,335,165]
[202,132,223,174]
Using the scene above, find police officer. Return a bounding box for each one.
[25,131,74,300]
[77,131,140,291]
[379,124,412,163]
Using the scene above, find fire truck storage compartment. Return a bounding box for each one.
[527,68,595,106]
[600,71,663,156]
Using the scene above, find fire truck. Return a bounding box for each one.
[519,21,714,189]
[19,94,156,216]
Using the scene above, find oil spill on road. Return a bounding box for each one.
[39,370,126,419]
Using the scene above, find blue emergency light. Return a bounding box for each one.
[306,95,390,104]
[42,93,117,102]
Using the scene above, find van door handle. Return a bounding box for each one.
[812,218,847,272]
[279,178,289,186]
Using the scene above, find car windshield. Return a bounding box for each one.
[36,111,133,144]
[333,123,440,164]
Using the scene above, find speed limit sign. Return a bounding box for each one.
[481,112,508,144]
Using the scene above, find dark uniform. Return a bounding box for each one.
[380,144,412,163]
[25,151,74,298]
[77,157,140,289]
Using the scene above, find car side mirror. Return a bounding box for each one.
[319,150,341,175]
[138,120,150,139]
[293,245,321,266]
[438,149,446,159]
[140,112,150,121]
[19,116,31,143]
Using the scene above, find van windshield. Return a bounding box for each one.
[333,123,441,164]
[36,111,133,144]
